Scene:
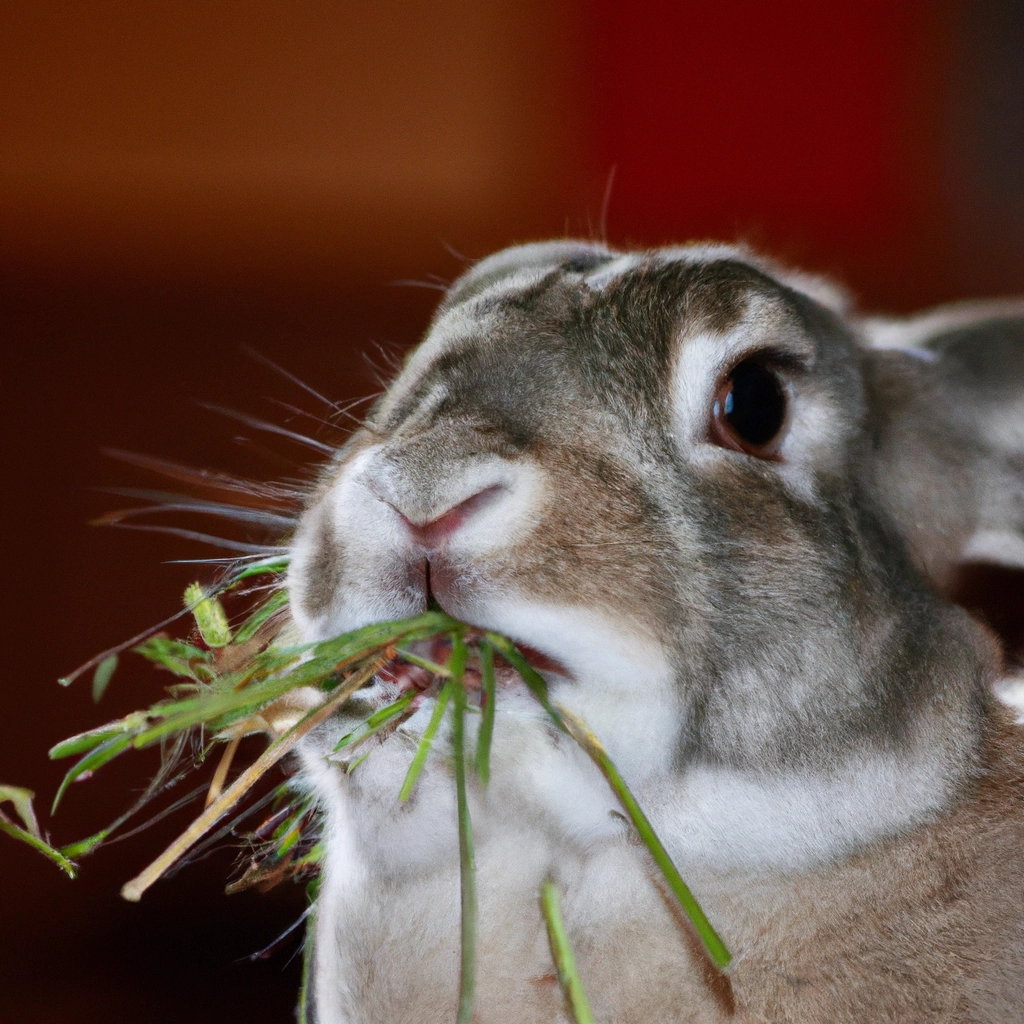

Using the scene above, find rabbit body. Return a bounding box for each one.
[288,242,1024,1022]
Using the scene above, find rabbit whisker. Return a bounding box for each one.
[200,403,336,454]
[241,344,341,411]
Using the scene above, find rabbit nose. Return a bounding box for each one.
[389,485,505,549]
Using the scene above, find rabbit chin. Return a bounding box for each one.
[293,592,683,860]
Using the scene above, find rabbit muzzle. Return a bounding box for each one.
[289,430,552,633]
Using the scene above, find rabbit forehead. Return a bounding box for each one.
[382,251,820,434]
[377,251,863,517]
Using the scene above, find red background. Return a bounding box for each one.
[2,2,1022,1019]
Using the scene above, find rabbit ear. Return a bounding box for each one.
[443,240,615,308]
[863,301,1024,652]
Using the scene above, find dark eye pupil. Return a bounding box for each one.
[723,360,786,447]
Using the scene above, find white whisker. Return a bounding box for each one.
[200,402,335,454]
[242,344,340,410]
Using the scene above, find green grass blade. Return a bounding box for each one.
[92,654,118,702]
[541,879,594,1024]
[233,556,290,580]
[333,692,415,753]
[310,611,461,665]
[398,682,452,802]
[556,705,732,971]
[52,733,136,814]
[232,590,289,644]
[49,710,151,760]
[133,636,213,679]
[394,648,453,677]
[0,818,78,878]
[60,828,112,860]
[0,786,78,876]
[126,631,410,748]
[127,642,382,747]
[0,784,41,837]
[344,751,372,774]
[49,728,120,761]
[475,643,496,787]
[483,633,559,723]
[449,637,477,1024]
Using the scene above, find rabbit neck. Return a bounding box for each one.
[656,687,990,873]
[660,739,970,872]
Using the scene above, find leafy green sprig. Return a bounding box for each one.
[6,574,731,1023]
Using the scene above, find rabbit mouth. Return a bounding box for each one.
[377,633,572,700]
[419,559,572,683]
[421,555,484,619]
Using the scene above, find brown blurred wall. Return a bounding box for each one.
[0,1,583,284]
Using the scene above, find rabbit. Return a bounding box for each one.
[286,240,1024,1023]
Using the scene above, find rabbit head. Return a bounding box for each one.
[291,239,998,815]
[286,241,1024,1024]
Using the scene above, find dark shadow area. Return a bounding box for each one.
[0,267,440,1021]
[947,561,1024,664]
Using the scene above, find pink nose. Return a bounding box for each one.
[395,485,504,548]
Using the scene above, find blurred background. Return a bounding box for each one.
[2,1,1022,1019]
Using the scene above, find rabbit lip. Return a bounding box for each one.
[417,560,572,681]
[512,643,570,678]
[424,557,459,610]
[421,562,573,680]
[423,557,501,625]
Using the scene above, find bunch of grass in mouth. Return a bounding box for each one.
[4,562,731,1023]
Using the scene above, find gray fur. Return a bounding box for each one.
[287,241,1024,1022]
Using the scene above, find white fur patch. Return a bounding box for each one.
[582,253,641,291]
[961,529,1024,569]
[469,598,681,787]
[659,745,957,871]
[995,672,1024,723]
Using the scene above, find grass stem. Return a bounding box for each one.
[449,637,477,1024]
[555,705,732,972]
[541,879,594,1024]
[0,817,78,877]
[476,643,496,787]
[205,735,241,808]
[333,692,415,753]
[397,682,452,802]
[120,654,385,902]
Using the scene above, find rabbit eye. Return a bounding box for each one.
[709,358,788,458]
